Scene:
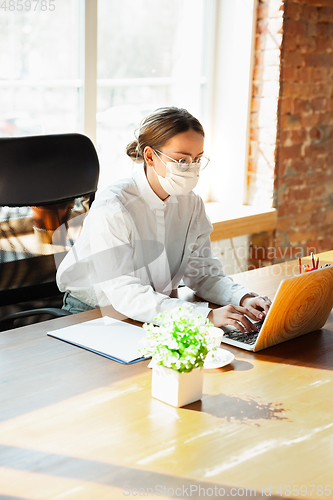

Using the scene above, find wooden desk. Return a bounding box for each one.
[1,253,333,500]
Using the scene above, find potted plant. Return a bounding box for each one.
[140,307,217,407]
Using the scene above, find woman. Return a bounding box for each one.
[57,107,271,331]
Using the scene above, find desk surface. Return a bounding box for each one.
[1,252,333,500]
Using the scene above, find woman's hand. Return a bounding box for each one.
[240,294,272,317]
[207,295,272,332]
[208,304,262,332]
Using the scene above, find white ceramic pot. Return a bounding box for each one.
[151,364,204,407]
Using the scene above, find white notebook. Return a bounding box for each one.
[47,316,147,364]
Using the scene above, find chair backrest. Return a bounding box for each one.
[0,133,100,207]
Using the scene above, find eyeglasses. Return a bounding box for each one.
[154,149,210,172]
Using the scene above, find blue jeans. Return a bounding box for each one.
[62,292,94,314]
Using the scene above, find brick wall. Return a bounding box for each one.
[248,0,333,266]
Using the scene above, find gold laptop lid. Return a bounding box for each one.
[254,265,333,351]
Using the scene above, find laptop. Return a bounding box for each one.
[220,265,333,352]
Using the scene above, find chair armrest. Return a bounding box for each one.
[0,308,71,332]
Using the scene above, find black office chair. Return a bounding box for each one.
[0,133,100,331]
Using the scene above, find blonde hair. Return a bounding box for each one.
[126,107,205,164]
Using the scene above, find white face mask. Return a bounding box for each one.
[152,160,200,196]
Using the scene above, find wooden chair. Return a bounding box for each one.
[0,133,100,331]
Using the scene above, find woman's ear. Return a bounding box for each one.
[144,146,154,166]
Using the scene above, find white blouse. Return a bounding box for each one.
[56,166,252,323]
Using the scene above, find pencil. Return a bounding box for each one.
[299,258,302,274]
[311,252,315,269]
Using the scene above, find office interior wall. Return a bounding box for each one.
[248,0,333,267]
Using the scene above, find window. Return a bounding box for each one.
[0,0,83,137]
[96,0,213,190]
[0,0,258,205]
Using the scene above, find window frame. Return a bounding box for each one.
[83,0,258,206]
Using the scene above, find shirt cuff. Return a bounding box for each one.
[232,288,258,306]
[189,303,212,321]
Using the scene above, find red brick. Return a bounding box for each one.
[294,99,311,113]
[295,213,311,226]
[309,127,322,141]
[311,97,327,111]
[316,36,333,52]
[302,200,324,213]
[280,97,294,114]
[286,2,302,19]
[288,186,312,201]
[280,114,301,129]
[291,129,307,144]
[300,5,319,22]
[318,7,333,22]
[310,211,326,225]
[290,159,308,173]
[278,144,302,160]
[288,230,315,244]
[279,175,305,188]
[324,209,333,224]
[278,131,291,149]
[305,53,333,67]
[317,237,333,253]
[298,36,317,54]
[276,161,289,178]
[284,19,307,36]
[319,112,333,125]
[307,22,318,37]
[277,201,299,218]
[283,35,299,52]
[282,83,300,98]
[300,113,321,128]
[306,155,326,170]
[316,23,333,37]
[304,141,333,157]
[296,67,314,82]
[312,186,327,197]
[283,51,304,67]
[277,217,295,232]
[305,171,330,186]
[312,67,328,82]
[306,0,333,7]
[282,67,297,82]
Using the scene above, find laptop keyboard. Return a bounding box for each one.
[222,322,264,346]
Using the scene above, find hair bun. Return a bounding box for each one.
[126,140,144,163]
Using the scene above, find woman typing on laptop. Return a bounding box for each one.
[56,107,271,332]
